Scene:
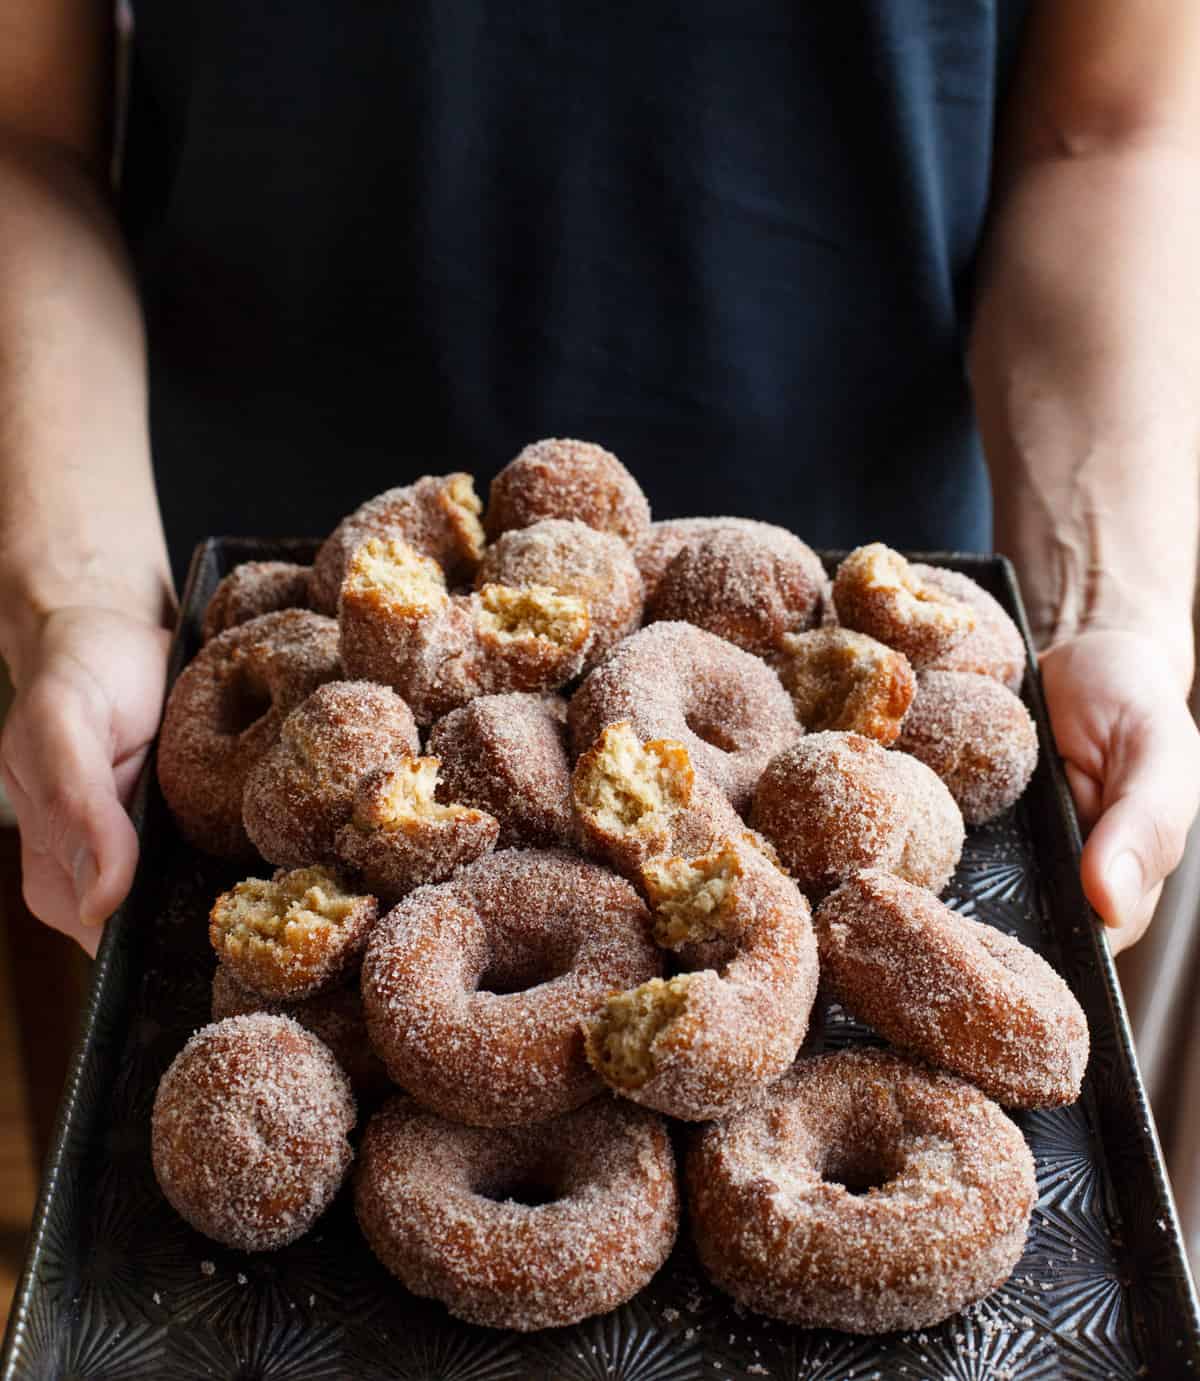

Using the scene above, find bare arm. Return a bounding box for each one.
[0,0,173,952]
[971,0,1200,948]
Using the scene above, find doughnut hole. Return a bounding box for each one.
[209,866,378,1001]
[821,1137,906,1197]
[573,721,695,838]
[833,544,976,665]
[641,843,743,948]
[218,663,274,735]
[683,709,741,753]
[585,974,698,1090]
[475,584,589,648]
[774,628,915,745]
[341,536,449,616]
[441,472,487,562]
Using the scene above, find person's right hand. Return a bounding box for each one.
[1,607,171,955]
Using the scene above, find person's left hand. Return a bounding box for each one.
[1040,629,1200,952]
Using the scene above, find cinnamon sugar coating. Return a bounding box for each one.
[816,871,1087,1107]
[427,694,576,849]
[310,473,485,614]
[211,965,390,1100]
[749,731,964,898]
[158,610,343,858]
[338,537,590,725]
[355,1095,678,1330]
[151,1015,356,1251]
[202,561,313,642]
[334,759,500,903]
[773,627,915,745]
[476,518,644,668]
[833,544,977,666]
[571,721,763,878]
[361,850,661,1127]
[687,1049,1036,1333]
[485,438,651,547]
[634,517,820,608]
[897,671,1038,824]
[569,622,801,813]
[917,565,1026,691]
[646,525,824,656]
[584,837,818,1121]
[209,865,378,1000]
[242,681,420,868]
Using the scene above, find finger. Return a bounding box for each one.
[1064,761,1103,834]
[1105,880,1164,956]
[1080,703,1200,934]
[2,677,140,927]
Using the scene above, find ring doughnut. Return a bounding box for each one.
[833,544,976,665]
[202,561,313,642]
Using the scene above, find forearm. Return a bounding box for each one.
[0,131,173,685]
[970,143,1200,688]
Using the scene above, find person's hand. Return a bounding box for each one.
[1040,629,1200,953]
[1,607,171,956]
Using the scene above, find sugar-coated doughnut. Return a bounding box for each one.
[361,850,661,1126]
[773,627,915,745]
[202,561,313,642]
[916,565,1025,691]
[584,836,818,1120]
[151,1014,355,1251]
[569,622,801,813]
[633,517,818,607]
[897,671,1038,824]
[338,538,590,724]
[815,870,1088,1107]
[687,1049,1036,1333]
[646,525,824,655]
[749,731,964,898]
[485,438,651,547]
[211,965,390,1100]
[334,758,500,903]
[427,694,576,849]
[209,865,378,1000]
[833,544,976,665]
[158,610,343,858]
[310,473,485,614]
[354,1095,677,1330]
[571,721,762,879]
[475,518,643,668]
[242,681,420,868]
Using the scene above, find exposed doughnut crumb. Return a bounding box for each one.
[209,865,378,1000]
[475,583,589,647]
[310,473,485,613]
[749,731,964,898]
[151,1015,355,1252]
[833,544,976,666]
[341,536,449,615]
[475,518,643,668]
[334,759,499,902]
[896,671,1038,824]
[773,628,915,745]
[687,1049,1036,1333]
[242,680,421,867]
[916,566,1026,691]
[588,976,697,1089]
[361,850,661,1126]
[354,1096,677,1330]
[427,694,576,849]
[158,610,343,858]
[815,871,1087,1107]
[569,622,801,813]
[641,848,742,948]
[202,562,313,642]
[485,438,651,547]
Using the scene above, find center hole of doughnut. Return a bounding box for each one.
[683,711,739,753]
[479,1175,559,1208]
[220,666,273,735]
[823,1145,897,1197]
[477,954,565,996]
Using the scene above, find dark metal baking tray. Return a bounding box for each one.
[4,538,1198,1380]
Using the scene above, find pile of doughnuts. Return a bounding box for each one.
[151,438,1087,1337]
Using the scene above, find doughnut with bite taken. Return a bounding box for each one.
[833,543,976,665]
[773,627,915,744]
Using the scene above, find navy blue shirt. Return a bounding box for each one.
[122,1,1028,584]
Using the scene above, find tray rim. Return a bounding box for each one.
[3,538,1198,1376]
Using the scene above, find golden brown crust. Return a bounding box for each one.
[749,731,964,898]
[360,850,661,1126]
[202,561,313,642]
[687,1049,1036,1333]
[897,671,1038,824]
[311,473,485,613]
[485,438,651,546]
[773,627,915,745]
[833,544,976,666]
[354,1096,678,1330]
[157,610,343,858]
[209,865,378,1000]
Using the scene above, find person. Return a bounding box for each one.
[0,0,1198,959]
